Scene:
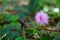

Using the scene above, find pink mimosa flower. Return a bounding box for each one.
[35,11,49,25]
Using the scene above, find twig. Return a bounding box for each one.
[18,19,31,28]
[0,19,60,33]
[28,18,60,33]
[2,34,7,38]
[37,28,60,33]
[23,27,26,40]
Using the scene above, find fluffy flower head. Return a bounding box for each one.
[35,11,49,25]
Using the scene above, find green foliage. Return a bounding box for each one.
[4,14,19,21]
[50,32,56,37]
[0,37,2,40]
[57,0,60,4]
[3,14,12,21]
[41,34,52,40]
[15,37,24,40]
[29,0,40,14]
[55,33,60,40]
[0,0,60,40]
[10,15,19,21]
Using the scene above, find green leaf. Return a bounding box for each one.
[10,21,21,30]
[15,37,24,40]
[0,37,2,40]
[11,15,19,21]
[55,33,60,40]
[4,14,19,21]
[50,32,56,36]
[3,24,7,28]
[57,0,60,4]
[41,34,52,40]
[4,1,10,6]
[4,14,12,21]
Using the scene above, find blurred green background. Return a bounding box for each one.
[0,0,60,40]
